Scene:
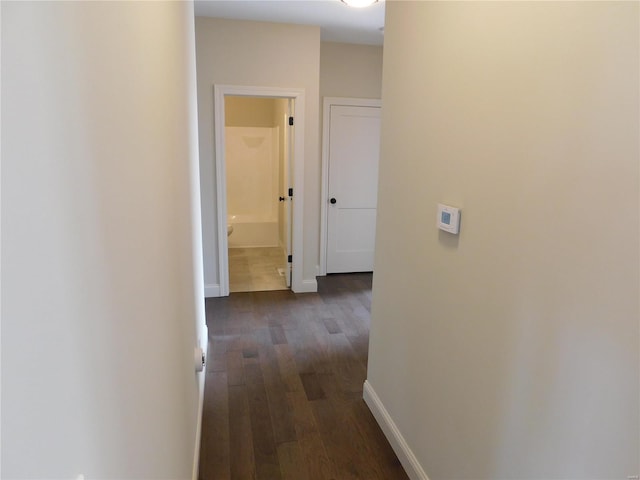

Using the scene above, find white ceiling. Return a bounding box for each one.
[194,0,385,46]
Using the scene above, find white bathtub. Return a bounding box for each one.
[228,214,279,248]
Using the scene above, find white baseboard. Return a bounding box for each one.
[362,380,430,480]
[192,326,208,480]
[294,278,318,293]
[204,284,221,298]
[228,243,279,249]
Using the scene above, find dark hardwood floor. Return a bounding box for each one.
[198,273,409,480]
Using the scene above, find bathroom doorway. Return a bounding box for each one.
[225,96,291,292]
[214,85,306,296]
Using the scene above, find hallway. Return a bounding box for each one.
[199,273,408,480]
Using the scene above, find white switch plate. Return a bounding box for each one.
[437,203,460,234]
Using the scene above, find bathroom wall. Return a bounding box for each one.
[225,126,279,247]
[225,97,283,248]
[226,96,276,127]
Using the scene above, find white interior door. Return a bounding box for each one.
[283,99,293,287]
[326,105,381,273]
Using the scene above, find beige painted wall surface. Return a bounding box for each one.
[195,17,320,290]
[2,2,205,478]
[226,96,277,128]
[367,2,639,479]
[320,41,383,99]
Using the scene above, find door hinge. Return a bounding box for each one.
[288,116,294,126]
[288,255,292,263]
[288,187,293,197]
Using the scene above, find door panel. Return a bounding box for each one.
[283,99,293,287]
[327,105,381,273]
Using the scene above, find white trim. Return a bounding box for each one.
[297,278,318,293]
[362,380,430,480]
[213,86,229,296]
[228,243,280,249]
[192,326,208,480]
[214,85,306,295]
[320,97,382,276]
[204,283,221,298]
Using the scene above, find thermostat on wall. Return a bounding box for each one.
[437,203,460,234]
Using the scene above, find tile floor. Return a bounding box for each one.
[228,247,289,293]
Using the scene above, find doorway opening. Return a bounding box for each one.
[225,96,291,292]
[214,85,306,296]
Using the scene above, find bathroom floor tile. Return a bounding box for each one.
[229,247,288,293]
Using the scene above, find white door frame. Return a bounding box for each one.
[319,97,382,276]
[214,84,306,295]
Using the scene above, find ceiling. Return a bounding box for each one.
[194,0,385,46]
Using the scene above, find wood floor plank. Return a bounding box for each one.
[349,399,408,478]
[316,371,362,407]
[242,359,263,386]
[199,273,408,480]
[283,319,317,375]
[327,304,361,338]
[223,323,245,352]
[206,336,227,373]
[345,332,369,369]
[226,349,244,387]
[277,441,310,480]
[299,372,326,401]
[322,316,342,334]
[287,390,340,480]
[227,384,256,480]
[269,325,288,345]
[299,309,332,374]
[309,398,361,480]
[311,396,392,480]
[199,372,230,480]
[274,344,305,393]
[257,336,297,444]
[246,380,282,480]
[326,332,367,394]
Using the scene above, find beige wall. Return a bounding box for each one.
[195,17,320,291]
[2,2,205,478]
[367,2,639,479]
[225,96,277,128]
[320,41,383,99]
